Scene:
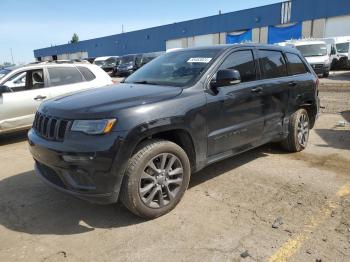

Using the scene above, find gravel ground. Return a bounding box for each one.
[0,85,349,262]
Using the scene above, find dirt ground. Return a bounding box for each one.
[0,86,350,262]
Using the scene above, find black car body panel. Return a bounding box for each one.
[28,44,319,204]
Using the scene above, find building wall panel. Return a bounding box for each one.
[34,0,350,59]
[325,15,350,37]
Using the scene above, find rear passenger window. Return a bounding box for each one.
[219,50,256,82]
[285,53,308,75]
[259,50,287,79]
[48,67,84,87]
[77,66,96,81]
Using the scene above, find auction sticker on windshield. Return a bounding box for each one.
[187,58,212,63]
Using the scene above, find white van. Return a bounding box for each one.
[324,36,350,69]
[284,40,331,77]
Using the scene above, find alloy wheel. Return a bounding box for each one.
[139,153,184,209]
[297,113,309,147]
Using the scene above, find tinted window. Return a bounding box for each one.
[285,53,308,75]
[77,66,96,81]
[259,50,287,79]
[48,67,83,86]
[219,50,256,82]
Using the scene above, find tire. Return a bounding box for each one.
[281,109,310,152]
[323,71,329,78]
[120,139,191,219]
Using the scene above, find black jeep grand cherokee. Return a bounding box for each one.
[28,44,319,218]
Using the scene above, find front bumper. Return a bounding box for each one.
[115,69,134,76]
[310,63,330,75]
[28,128,129,204]
[34,162,116,204]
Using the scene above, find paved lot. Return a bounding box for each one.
[0,87,350,262]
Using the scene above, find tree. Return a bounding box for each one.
[70,33,79,44]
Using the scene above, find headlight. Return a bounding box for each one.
[71,119,116,135]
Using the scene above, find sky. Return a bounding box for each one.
[0,0,282,64]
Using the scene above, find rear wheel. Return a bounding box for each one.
[120,139,191,219]
[323,71,329,78]
[281,109,310,152]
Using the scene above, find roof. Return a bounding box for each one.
[94,56,119,61]
[286,40,327,46]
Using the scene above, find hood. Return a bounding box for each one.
[338,52,349,58]
[39,83,183,119]
[305,55,329,64]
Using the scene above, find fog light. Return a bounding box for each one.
[62,155,94,162]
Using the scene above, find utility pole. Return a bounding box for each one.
[122,24,124,33]
[10,48,14,65]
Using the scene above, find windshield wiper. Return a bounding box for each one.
[129,80,161,85]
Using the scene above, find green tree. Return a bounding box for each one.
[70,33,79,44]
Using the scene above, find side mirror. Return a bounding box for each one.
[0,85,11,94]
[211,69,241,88]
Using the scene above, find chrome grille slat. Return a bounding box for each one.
[33,112,70,142]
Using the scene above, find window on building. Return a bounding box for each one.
[259,50,287,79]
[281,1,292,24]
[48,67,84,86]
[285,53,308,75]
[218,50,257,82]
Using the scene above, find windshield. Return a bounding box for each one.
[0,68,11,79]
[120,55,136,64]
[94,60,104,65]
[336,42,350,53]
[296,44,328,57]
[124,49,221,87]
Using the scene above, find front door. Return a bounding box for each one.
[206,49,265,157]
[0,69,50,132]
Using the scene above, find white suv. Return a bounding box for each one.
[0,62,113,134]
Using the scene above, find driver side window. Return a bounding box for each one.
[218,50,257,82]
[3,69,45,92]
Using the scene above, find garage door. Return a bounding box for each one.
[166,39,183,50]
[194,34,214,47]
[325,15,350,37]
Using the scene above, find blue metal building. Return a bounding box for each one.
[34,0,350,61]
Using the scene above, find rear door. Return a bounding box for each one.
[284,52,316,116]
[46,66,93,98]
[206,49,265,157]
[256,49,290,140]
[0,68,50,132]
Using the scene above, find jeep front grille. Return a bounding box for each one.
[33,112,71,141]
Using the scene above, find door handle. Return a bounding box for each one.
[289,81,297,87]
[34,95,47,101]
[251,87,263,93]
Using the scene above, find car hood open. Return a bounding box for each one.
[39,83,183,119]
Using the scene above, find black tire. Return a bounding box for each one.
[323,71,329,78]
[120,139,191,219]
[281,109,310,152]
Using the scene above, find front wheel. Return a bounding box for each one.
[281,109,310,152]
[120,139,191,219]
[323,71,330,78]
